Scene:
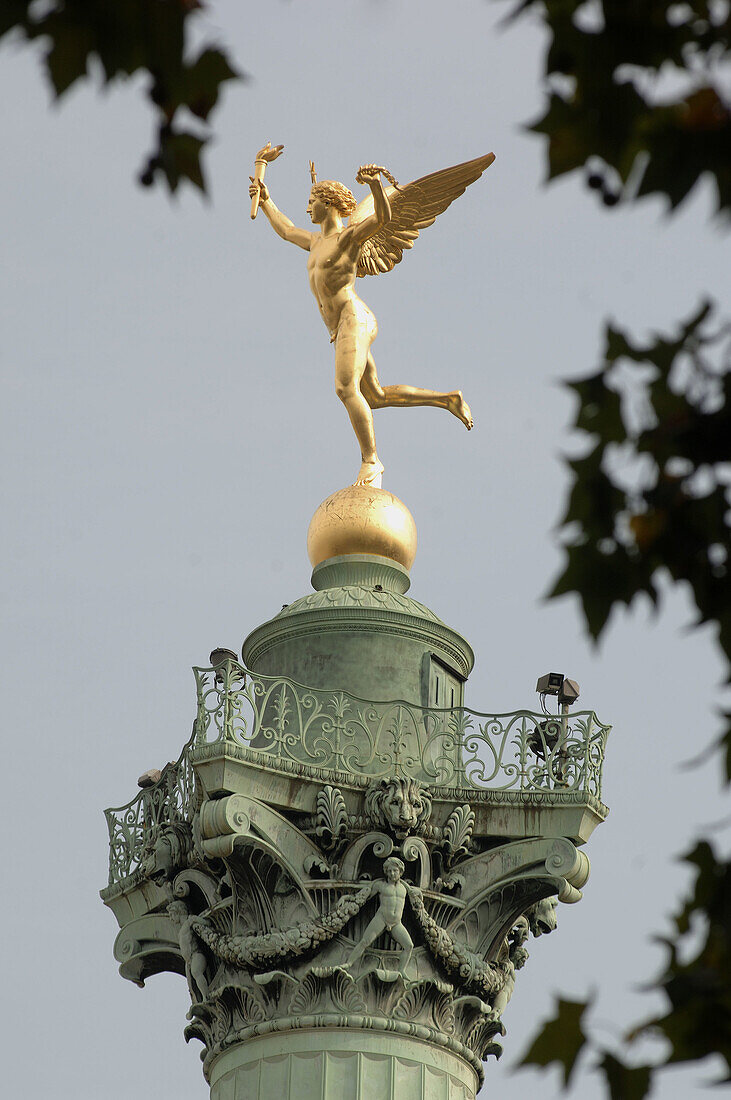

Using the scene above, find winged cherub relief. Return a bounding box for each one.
[249,146,495,487]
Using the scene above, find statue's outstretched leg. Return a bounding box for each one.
[335,318,384,487]
[390,922,414,976]
[361,354,473,430]
[344,913,386,970]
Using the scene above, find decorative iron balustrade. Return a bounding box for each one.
[103,662,609,888]
[103,731,199,886]
[193,661,610,797]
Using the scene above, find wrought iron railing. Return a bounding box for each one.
[193,660,610,797]
[103,661,610,889]
[103,730,199,886]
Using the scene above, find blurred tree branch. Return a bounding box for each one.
[499,1,731,1093]
[1,1,241,194]
[505,0,730,214]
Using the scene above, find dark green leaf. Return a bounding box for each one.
[721,716,731,783]
[0,0,31,40]
[549,541,654,641]
[45,18,93,96]
[182,47,239,121]
[605,323,645,365]
[597,1052,652,1100]
[568,371,625,443]
[159,128,207,194]
[520,997,591,1086]
[632,844,731,1074]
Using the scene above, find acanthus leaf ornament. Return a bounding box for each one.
[442,804,476,865]
[314,785,348,852]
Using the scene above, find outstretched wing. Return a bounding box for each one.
[350,152,495,278]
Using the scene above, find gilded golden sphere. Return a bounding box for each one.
[307,485,417,570]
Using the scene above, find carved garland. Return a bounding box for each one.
[191,884,372,969]
[190,883,505,1004]
[407,889,502,999]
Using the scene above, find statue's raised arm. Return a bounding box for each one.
[248,143,313,251]
[340,164,393,251]
[349,152,495,277]
[250,147,495,488]
[250,141,284,219]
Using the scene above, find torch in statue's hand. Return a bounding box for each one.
[250,141,284,220]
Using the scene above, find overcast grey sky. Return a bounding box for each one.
[3,2,730,1097]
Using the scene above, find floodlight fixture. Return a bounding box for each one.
[536,672,564,696]
[558,678,580,706]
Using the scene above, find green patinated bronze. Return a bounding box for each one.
[103,662,608,890]
[101,555,610,1099]
[244,555,474,705]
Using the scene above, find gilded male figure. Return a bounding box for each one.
[249,147,495,487]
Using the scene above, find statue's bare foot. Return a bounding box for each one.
[355,459,384,488]
[446,391,473,430]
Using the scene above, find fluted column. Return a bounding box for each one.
[209,1032,478,1100]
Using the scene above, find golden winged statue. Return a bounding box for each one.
[249,145,495,487]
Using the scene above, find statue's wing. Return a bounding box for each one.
[350,152,495,278]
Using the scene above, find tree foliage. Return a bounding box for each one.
[642,842,731,1078]
[506,0,730,213]
[1,1,241,194]
[521,997,592,1085]
[551,301,731,753]
[501,0,731,1094]
[521,841,731,1094]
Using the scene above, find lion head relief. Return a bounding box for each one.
[364,777,433,838]
[527,896,558,937]
[138,822,193,882]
